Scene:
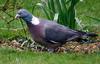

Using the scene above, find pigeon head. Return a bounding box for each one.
[15,9,33,22]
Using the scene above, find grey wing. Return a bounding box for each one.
[44,24,79,43]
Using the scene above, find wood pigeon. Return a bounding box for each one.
[15,9,97,50]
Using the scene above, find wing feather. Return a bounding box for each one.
[44,23,79,43]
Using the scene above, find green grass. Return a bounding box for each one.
[76,0,100,31]
[0,47,100,64]
[0,0,100,64]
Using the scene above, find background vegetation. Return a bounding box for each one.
[0,0,100,39]
[0,0,100,64]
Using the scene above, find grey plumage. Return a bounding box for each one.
[15,9,98,49]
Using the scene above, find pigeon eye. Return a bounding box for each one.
[18,12,22,15]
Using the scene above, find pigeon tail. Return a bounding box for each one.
[75,31,98,43]
[77,30,98,37]
[85,33,98,37]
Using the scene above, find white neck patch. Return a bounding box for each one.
[31,16,40,25]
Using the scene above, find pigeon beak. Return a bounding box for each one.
[15,14,20,19]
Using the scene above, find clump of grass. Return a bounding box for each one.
[35,0,80,29]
